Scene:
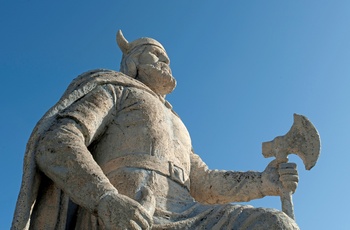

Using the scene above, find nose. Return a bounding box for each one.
[159,54,170,65]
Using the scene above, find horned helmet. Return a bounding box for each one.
[117,30,167,77]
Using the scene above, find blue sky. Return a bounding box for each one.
[1,1,349,229]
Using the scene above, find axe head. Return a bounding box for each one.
[262,114,321,170]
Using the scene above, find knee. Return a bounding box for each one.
[252,208,299,230]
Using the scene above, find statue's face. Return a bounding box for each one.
[135,45,176,96]
[138,45,170,66]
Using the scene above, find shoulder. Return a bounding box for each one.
[63,69,155,97]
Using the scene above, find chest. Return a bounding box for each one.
[93,87,192,170]
[118,89,188,140]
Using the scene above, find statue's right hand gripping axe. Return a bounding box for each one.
[262,114,321,220]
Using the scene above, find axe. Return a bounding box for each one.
[262,114,320,220]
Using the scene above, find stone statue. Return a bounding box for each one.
[12,30,300,229]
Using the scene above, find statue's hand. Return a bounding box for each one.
[97,189,153,230]
[261,160,299,196]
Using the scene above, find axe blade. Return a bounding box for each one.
[262,114,321,170]
[291,114,321,170]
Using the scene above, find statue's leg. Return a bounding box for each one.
[153,203,299,230]
[212,205,299,230]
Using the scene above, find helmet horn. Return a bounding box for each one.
[116,30,130,54]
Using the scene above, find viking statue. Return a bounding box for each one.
[12,31,299,229]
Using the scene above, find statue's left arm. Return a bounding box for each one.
[189,151,297,204]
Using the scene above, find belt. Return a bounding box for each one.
[101,154,190,190]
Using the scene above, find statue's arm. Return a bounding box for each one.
[189,151,280,204]
[35,84,118,213]
[35,84,152,228]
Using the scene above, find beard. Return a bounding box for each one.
[136,62,176,96]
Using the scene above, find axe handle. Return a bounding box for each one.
[281,190,295,220]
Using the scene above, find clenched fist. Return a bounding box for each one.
[261,160,299,196]
[97,189,153,230]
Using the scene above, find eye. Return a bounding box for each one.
[152,50,160,57]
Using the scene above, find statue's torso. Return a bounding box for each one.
[91,86,192,198]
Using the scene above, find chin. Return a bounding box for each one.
[137,64,177,96]
[160,74,177,95]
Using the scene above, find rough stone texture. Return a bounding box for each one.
[12,31,300,229]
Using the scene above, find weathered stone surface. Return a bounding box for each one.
[12,30,300,229]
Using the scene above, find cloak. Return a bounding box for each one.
[11,69,157,230]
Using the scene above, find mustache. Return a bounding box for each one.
[139,62,172,76]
